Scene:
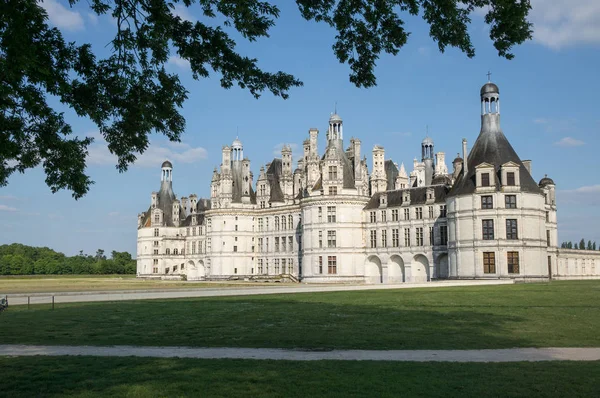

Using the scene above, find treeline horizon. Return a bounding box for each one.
[560,239,599,251]
[0,244,136,275]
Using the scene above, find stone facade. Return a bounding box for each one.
[136,81,600,283]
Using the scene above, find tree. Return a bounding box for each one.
[587,240,593,251]
[579,239,585,250]
[1,0,534,198]
[95,249,106,261]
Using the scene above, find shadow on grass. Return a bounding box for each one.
[1,356,600,398]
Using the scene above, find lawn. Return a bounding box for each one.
[0,275,263,294]
[1,281,600,350]
[0,356,599,397]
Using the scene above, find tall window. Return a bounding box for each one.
[440,226,448,246]
[327,231,337,248]
[153,240,159,247]
[392,229,399,247]
[329,186,338,195]
[507,252,520,274]
[416,227,424,246]
[318,231,323,248]
[153,259,158,265]
[318,207,322,222]
[281,237,287,252]
[154,228,159,237]
[281,216,286,230]
[483,252,496,273]
[416,207,423,220]
[318,256,323,274]
[154,214,160,223]
[370,211,376,223]
[258,238,263,252]
[370,230,377,248]
[274,259,280,274]
[275,237,280,252]
[328,256,337,274]
[429,227,434,245]
[289,215,294,229]
[275,217,280,230]
[440,205,447,218]
[258,218,263,232]
[381,210,387,222]
[505,195,517,209]
[404,228,411,246]
[481,173,490,187]
[481,195,493,209]
[328,166,338,180]
[546,211,550,222]
[428,206,434,218]
[166,248,170,255]
[506,219,518,240]
[153,249,159,255]
[506,172,516,186]
[327,206,337,223]
[381,230,387,247]
[482,220,494,240]
[392,209,399,221]
[289,236,293,252]
[192,243,196,255]
[546,230,551,246]
[404,208,410,220]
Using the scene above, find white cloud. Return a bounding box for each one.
[417,46,430,57]
[533,118,548,125]
[553,136,585,147]
[558,185,600,206]
[87,12,98,26]
[108,211,120,217]
[529,0,600,49]
[0,195,19,201]
[172,4,195,22]
[168,55,191,70]
[40,0,85,31]
[87,139,208,168]
[0,204,17,212]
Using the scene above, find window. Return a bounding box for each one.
[392,209,399,221]
[233,246,238,252]
[329,186,338,195]
[506,172,516,186]
[153,259,158,265]
[207,238,211,251]
[483,252,496,274]
[282,259,287,274]
[318,231,323,248]
[281,216,287,230]
[275,259,280,274]
[192,227,196,236]
[266,217,269,231]
[370,230,377,248]
[289,236,293,252]
[258,218,264,232]
[481,173,490,187]
[174,249,178,255]
[173,265,178,273]
[153,240,159,247]
[165,248,170,255]
[154,214,160,223]
[153,249,159,255]
[275,237,280,252]
[186,228,190,236]
[440,205,447,218]
[381,230,387,247]
[428,206,434,218]
[381,210,387,222]
[258,259,263,274]
[404,208,410,220]
[482,220,494,240]
[440,226,448,245]
[318,207,322,222]
[289,215,293,229]
[481,195,493,209]
[370,211,376,223]
[154,228,159,237]
[392,229,399,247]
[416,207,423,220]
[327,206,336,223]
[328,256,337,274]
[546,211,549,222]
[429,227,434,245]
[404,228,411,246]
[416,227,424,246]
[318,256,323,274]
[153,267,158,273]
[275,217,280,230]
[506,219,518,240]
[328,166,338,180]
[546,230,551,247]
[327,231,336,248]
[258,238,263,253]
[505,195,517,209]
[507,252,519,274]
[282,237,287,252]
[166,267,170,274]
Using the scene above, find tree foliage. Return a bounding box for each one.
[1,0,533,198]
[0,243,136,275]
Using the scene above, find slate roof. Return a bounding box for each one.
[321,144,356,189]
[385,160,399,191]
[139,180,184,228]
[266,159,285,202]
[364,185,450,209]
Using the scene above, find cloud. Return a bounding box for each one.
[0,195,19,201]
[40,0,85,31]
[87,138,208,168]
[168,55,191,69]
[558,185,600,206]
[553,137,585,147]
[0,204,17,212]
[108,211,120,217]
[529,0,600,49]
[417,46,430,57]
[533,118,548,125]
[172,4,195,21]
[87,12,99,26]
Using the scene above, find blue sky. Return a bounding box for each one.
[1,1,599,255]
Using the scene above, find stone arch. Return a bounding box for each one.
[365,255,383,284]
[186,260,206,281]
[388,255,405,283]
[436,253,449,279]
[412,254,430,282]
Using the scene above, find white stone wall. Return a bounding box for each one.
[555,249,600,279]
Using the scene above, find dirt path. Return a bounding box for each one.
[1,345,599,362]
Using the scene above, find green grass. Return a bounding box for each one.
[0,356,599,397]
[2,281,600,350]
[0,275,265,294]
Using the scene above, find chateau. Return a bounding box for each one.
[137,81,599,283]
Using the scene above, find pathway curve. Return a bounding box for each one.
[1,345,600,362]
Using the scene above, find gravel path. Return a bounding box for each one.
[4,279,513,306]
[1,345,599,362]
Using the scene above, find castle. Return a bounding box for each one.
[137,81,599,282]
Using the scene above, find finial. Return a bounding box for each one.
[487,71,492,82]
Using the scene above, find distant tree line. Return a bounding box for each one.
[0,244,136,275]
[560,239,599,251]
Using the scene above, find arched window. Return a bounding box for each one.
[166,248,170,255]
[174,248,178,255]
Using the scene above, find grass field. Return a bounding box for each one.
[2,281,599,350]
[0,275,264,294]
[0,356,599,397]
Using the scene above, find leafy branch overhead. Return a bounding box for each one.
[0,0,533,198]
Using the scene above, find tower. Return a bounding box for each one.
[327,113,343,148]
[161,160,173,186]
[281,144,293,200]
[422,136,434,186]
[232,137,243,162]
[480,77,501,133]
[371,145,386,194]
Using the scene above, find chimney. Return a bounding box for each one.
[462,139,468,174]
[522,160,532,175]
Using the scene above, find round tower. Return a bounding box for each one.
[422,136,434,186]
[480,76,501,134]
[328,113,343,148]
[232,137,243,162]
[161,160,173,183]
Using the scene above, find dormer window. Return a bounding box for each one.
[506,172,515,186]
[481,173,490,187]
[500,162,520,190]
[475,163,495,192]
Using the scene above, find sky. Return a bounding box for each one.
[1,0,599,255]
